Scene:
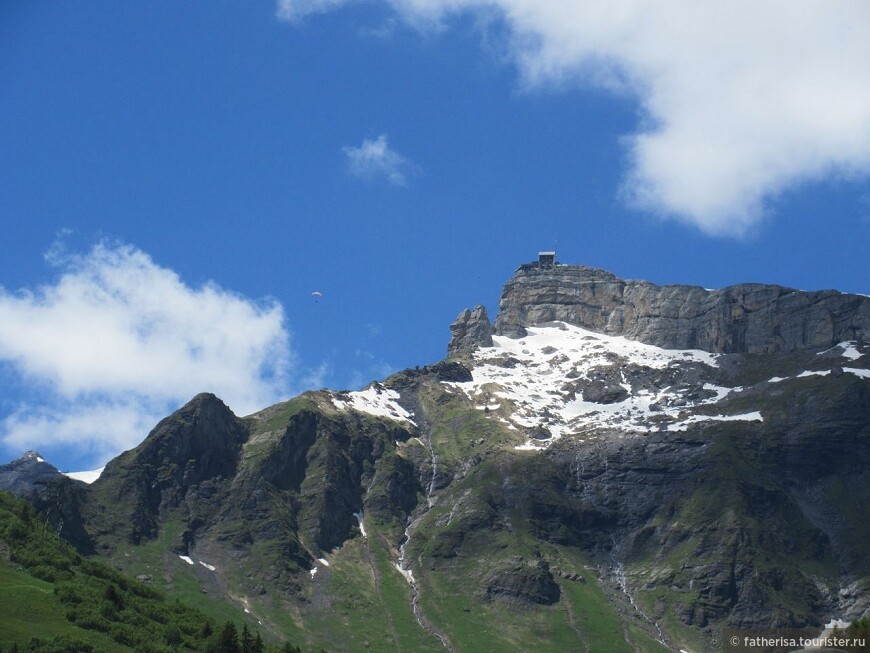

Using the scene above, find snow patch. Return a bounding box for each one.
[331,384,414,425]
[316,557,330,567]
[840,343,862,360]
[198,561,216,571]
[768,364,869,384]
[667,412,763,432]
[445,323,735,449]
[309,568,318,578]
[798,370,831,378]
[819,341,862,361]
[64,467,105,484]
[178,555,194,565]
[704,383,739,401]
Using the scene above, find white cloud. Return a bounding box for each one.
[0,242,292,465]
[281,0,870,236]
[343,134,420,186]
[301,361,333,389]
[276,0,348,22]
[1,399,167,468]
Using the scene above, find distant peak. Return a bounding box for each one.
[20,451,48,464]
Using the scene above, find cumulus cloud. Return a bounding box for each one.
[0,242,291,466]
[343,134,420,186]
[281,0,870,235]
[1,399,168,467]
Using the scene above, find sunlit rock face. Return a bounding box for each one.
[448,304,495,357]
[495,263,870,354]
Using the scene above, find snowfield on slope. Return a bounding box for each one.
[327,327,866,450]
[64,467,105,484]
[445,323,762,450]
[331,383,415,425]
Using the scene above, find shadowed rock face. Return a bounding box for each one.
[0,451,65,497]
[494,265,870,354]
[482,559,561,606]
[0,452,94,553]
[81,392,249,545]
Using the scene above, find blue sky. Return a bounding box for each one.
[2,1,869,471]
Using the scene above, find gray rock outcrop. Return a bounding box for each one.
[448,304,494,357]
[494,264,870,354]
[482,558,561,606]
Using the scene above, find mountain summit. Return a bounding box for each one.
[4,260,870,653]
[474,259,870,353]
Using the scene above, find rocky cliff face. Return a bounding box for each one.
[447,304,494,357]
[494,264,870,354]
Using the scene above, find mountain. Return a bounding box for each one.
[0,491,301,652]
[0,451,67,497]
[0,451,95,554]
[5,259,870,653]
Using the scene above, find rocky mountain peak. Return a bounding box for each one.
[494,263,870,354]
[85,391,249,545]
[16,450,50,466]
[0,450,64,496]
[115,391,244,471]
[447,304,494,357]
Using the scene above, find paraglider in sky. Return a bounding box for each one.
[311,291,323,303]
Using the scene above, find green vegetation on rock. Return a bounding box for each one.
[0,492,311,653]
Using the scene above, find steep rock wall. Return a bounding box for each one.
[494,265,870,353]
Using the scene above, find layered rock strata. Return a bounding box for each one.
[494,264,870,354]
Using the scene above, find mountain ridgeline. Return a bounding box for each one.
[3,261,870,653]
[493,263,870,352]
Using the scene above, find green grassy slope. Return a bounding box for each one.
[0,492,310,653]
